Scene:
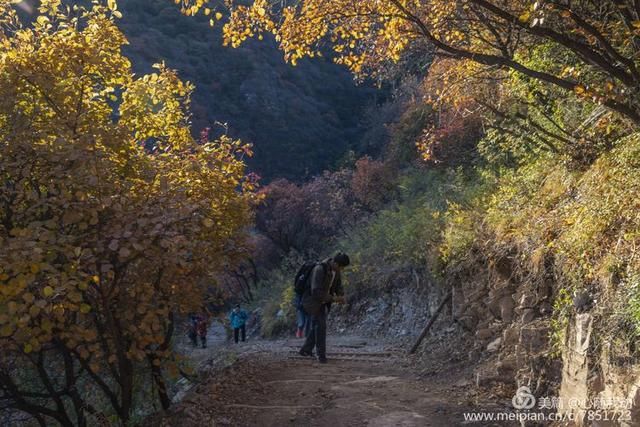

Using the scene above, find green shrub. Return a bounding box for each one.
[256,252,303,337]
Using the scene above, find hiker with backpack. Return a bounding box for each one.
[296,252,350,363]
[229,304,248,343]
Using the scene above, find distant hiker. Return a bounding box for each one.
[195,314,208,349]
[188,313,198,347]
[299,252,350,363]
[294,293,310,338]
[229,304,248,343]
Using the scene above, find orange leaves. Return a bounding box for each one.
[196,0,640,123]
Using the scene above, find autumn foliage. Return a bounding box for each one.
[255,163,394,255]
[0,1,254,424]
[175,0,640,170]
[351,157,394,211]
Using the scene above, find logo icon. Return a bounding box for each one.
[512,386,536,410]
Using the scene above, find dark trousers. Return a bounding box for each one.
[234,325,246,343]
[189,331,198,347]
[301,307,327,359]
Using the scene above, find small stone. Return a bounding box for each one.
[499,295,515,322]
[475,328,493,340]
[521,308,536,323]
[519,293,536,309]
[486,337,502,352]
[502,326,519,346]
[519,327,548,352]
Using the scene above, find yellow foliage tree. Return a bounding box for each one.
[0,1,255,424]
[181,0,640,125]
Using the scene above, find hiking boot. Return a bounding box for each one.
[299,349,314,357]
[318,357,328,364]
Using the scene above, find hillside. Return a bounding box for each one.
[117,0,379,180]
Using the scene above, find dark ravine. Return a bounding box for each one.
[115,0,380,181]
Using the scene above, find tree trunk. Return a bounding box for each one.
[408,292,452,355]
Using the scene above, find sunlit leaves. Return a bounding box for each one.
[180,0,640,123]
[0,0,256,421]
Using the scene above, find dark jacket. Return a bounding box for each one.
[302,259,344,316]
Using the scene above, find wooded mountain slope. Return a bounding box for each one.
[117,0,378,180]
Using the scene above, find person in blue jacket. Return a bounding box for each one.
[229,304,248,343]
[294,293,310,338]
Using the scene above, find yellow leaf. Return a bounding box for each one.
[29,305,41,317]
[215,12,223,20]
[68,291,82,303]
[43,286,54,297]
[80,304,91,314]
[0,325,13,337]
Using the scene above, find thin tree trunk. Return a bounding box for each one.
[408,292,452,355]
[150,360,171,410]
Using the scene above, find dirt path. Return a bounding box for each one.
[159,335,490,426]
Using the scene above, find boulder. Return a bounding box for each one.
[502,327,520,347]
[456,314,478,332]
[496,355,517,376]
[520,308,536,323]
[475,328,494,340]
[518,292,537,309]
[519,326,549,353]
[499,295,516,322]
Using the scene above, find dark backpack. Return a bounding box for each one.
[293,261,325,296]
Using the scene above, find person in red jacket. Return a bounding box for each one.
[195,314,208,349]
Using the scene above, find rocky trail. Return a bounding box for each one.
[152,328,505,427]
